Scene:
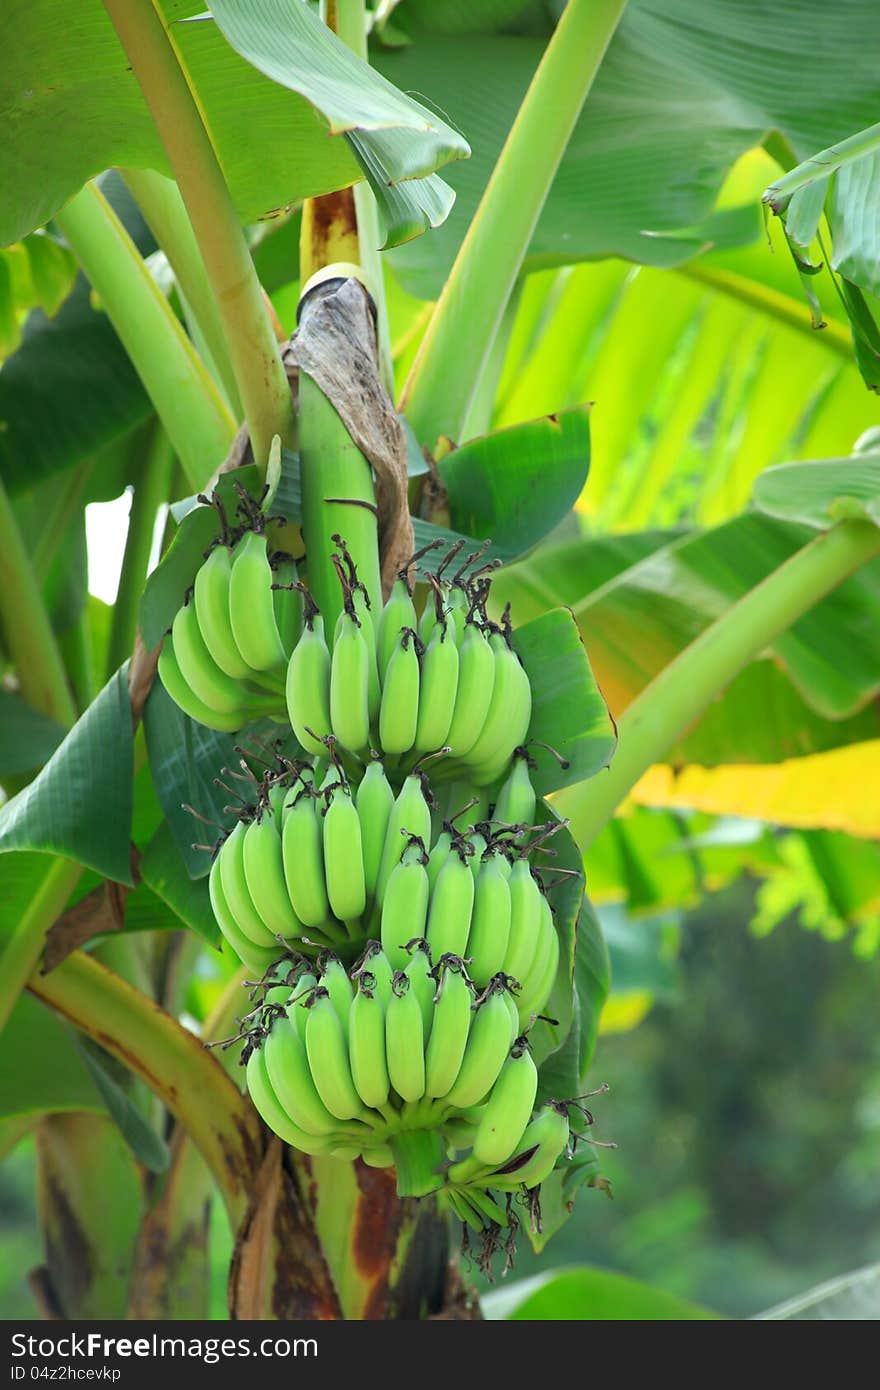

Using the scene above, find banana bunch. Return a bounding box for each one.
[207,749,561,1030]
[285,539,533,788]
[241,947,576,1204]
[158,487,301,732]
[207,759,434,972]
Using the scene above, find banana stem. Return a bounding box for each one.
[55,183,235,489]
[28,951,262,1226]
[298,370,382,632]
[559,519,880,848]
[102,0,294,472]
[0,476,76,727]
[399,0,627,448]
[105,424,175,680]
[389,1128,445,1198]
[0,858,83,1037]
[121,168,243,414]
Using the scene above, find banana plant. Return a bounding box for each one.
[2,0,880,1321]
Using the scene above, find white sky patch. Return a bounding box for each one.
[85,491,131,604]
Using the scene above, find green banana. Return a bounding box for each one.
[331,606,371,754]
[322,781,367,924]
[361,1144,394,1169]
[242,811,302,941]
[425,845,474,961]
[281,787,330,928]
[171,600,250,716]
[384,972,426,1103]
[493,752,536,828]
[517,900,559,1027]
[218,820,278,948]
[404,941,435,1041]
[193,544,255,679]
[158,641,250,732]
[354,944,394,1008]
[414,622,459,754]
[246,1044,336,1155]
[379,627,421,757]
[352,585,381,726]
[443,982,515,1110]
[356,760,394,913]
[471,1045,538,1166]
[426,828,452,893]
[348,975,390,1110]
[489,1103,569,1191]
[380,838,429,970]
[424,958,473,1099]
[263,1014,341,1136]
[444,622,495,758]
[289,972,318,1042]
[320,957,354,1042]
[377,576,417,678]
[304,990,364,1121]
[286,601,332,757]
[229,530,287,672]
[374,773,433,908]
[209,855,282,972]
[467,632,532,784]
[466,831,487,882]
[271,553,303,658]
[503,859,544,985]
[465,849,512,987]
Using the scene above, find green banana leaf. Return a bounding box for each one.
[481,1265,719,1320]
[763,121,880,389]
[0,276,152,495]
[0,995,107,1119]
[513,608,616,797]
[378,0,880,296]
[0,691,65,776]
[2,0,467,248]
[0,231,77,360]
[139,823,220,947]
[494,513,880,763]
[753,455,880,529]
[439,406,590,555]
[0,667,134,884]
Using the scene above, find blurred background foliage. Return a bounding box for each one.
[3,0,880,1319]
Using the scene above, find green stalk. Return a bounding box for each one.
[106,426,174,679]
[102,0,294,471]
[55,183,235,490]
[559,519,880,848]
[0,477,76,727]
[399,0,627,447]
[299,370,382,631]
[388,1129,445,1198]
[121,168,242,413]
[0,858,83,1037]
[28,950,261,1227]
[58,608,96,712]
